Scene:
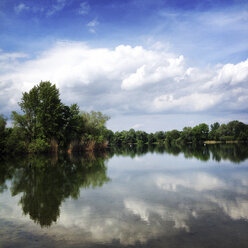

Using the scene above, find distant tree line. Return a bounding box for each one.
[0,81,247,155]
[108,121,248,146]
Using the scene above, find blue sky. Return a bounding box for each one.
[0,0,248,131]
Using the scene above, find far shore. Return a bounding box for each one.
[204,140,241,144]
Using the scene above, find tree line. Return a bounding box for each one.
[108,121,248,146]
[0,81,247,155]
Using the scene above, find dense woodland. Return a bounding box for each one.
[0,81,248,155]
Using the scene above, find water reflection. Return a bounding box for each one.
[0,144,248,247]
[0,154,110,227]
[110,143,248,162]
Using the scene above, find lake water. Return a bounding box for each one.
[1,144,248,248]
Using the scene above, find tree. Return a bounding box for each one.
[14,81,63,142]
[209,122,220,140]
[192,123,209,142]
[227,120,247,139]
[181,127,193,143]
[154,131,165,143]
[11,81,85,150]
[136,131,148,144]
[81,111,110,137]
[125,129,136,144]
[0,115,7,154]
[165,129,181,144]
[148,133,156,144]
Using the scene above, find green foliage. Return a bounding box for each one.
[5,127,28,154]
[17,82,62,141]
[28,138,50,153]
[154,131,165,143]
[0,115,7,154]
[81,111,110,136]
[109,120,248,147]
[209,122,220,140]
[192,123,209,142]
[180,127,193,143]
[148,133,156,144]
[165,129,181,144]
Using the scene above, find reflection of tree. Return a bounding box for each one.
[109,143,248,163]
[0,143,247,226]
[7,154,110,227]
[208,144,248,163]
[0,158,15,193]
[109,144,149,158]
[179,144,210,161]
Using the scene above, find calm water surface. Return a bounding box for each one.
[1,144,248,247]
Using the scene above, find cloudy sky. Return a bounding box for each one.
[0,0,248,131]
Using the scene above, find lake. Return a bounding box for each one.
[0,143,248,248]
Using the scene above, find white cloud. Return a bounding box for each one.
[204,59,248,89]
[87,19,99,33]
[0,51,28,61]
[46,0,67,16]
[122,55,184,90]
[14,3,30,14]
[153,93,222,112]
[79,2,90,15]
[0,42,247,120]
[131,123,143,129]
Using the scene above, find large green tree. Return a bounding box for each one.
[12,81,82,150]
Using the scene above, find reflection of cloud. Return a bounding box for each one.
[2,160,248,246]
[156,172,225,192]
[208,196,248,221]
[124,198,190,231]
[0,192,28,223]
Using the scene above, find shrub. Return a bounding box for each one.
[28,138,50,153]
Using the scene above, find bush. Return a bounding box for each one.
[28,138,50,153]
[5,128,28,154]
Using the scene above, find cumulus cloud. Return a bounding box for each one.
[153,93,222,112]
[203,59,248,89]
[121,55,184,90]
[0,41,247,120]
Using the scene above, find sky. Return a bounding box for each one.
[0,0,248,132]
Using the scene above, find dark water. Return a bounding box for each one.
[0,143,248,248]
